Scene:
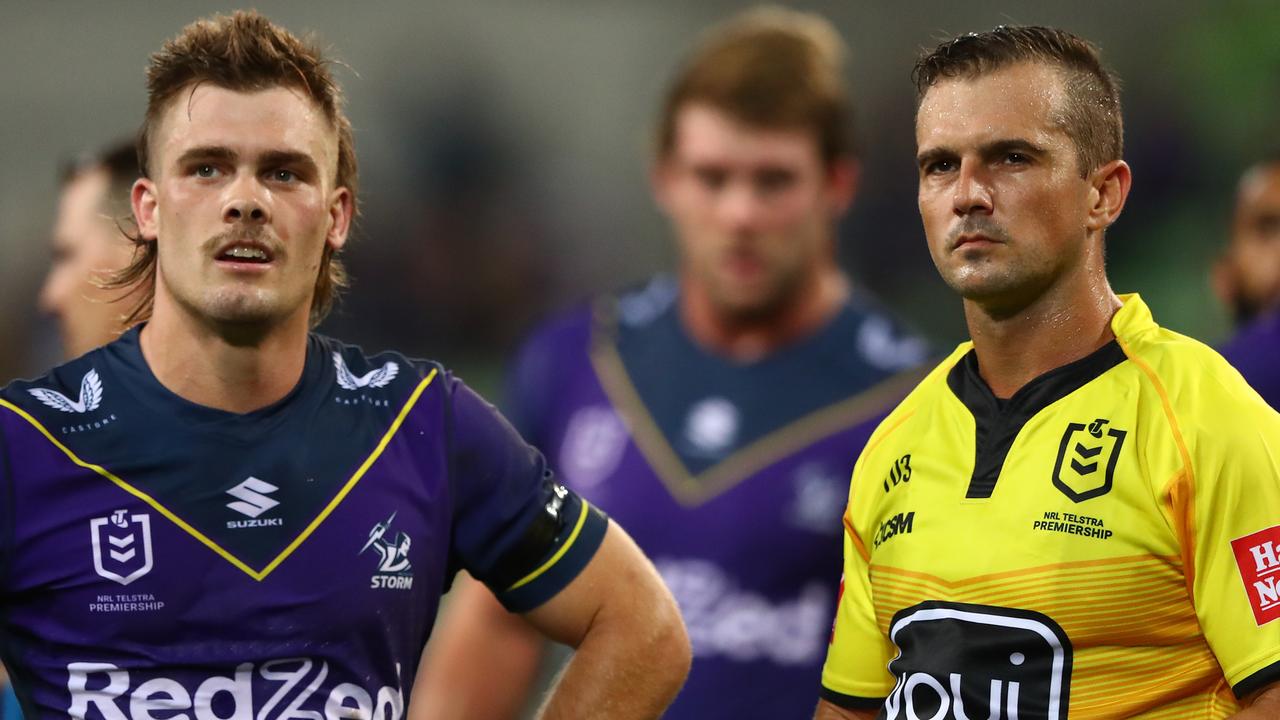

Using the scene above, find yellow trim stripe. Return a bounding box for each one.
[589,335,927,508]
[506,499,591,592]
[1115,337,1199,595]
[0,397,262,578]
[0,367,438,582]
[257,368,438,577]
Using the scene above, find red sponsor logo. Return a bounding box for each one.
[1231,525,1280,626]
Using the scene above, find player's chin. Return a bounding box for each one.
[202,289,291,326]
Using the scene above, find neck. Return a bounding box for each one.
[964,267,1121,399]
[680,266,850,362]
[139,302,311,414]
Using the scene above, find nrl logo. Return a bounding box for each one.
[90,510,154,586]
[1051,418,1126,503]
[28,368,103,414]
[333,353,399,390]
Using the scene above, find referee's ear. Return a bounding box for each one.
[1085,159,1132,234]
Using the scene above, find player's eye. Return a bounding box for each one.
[270,169,297,183]
[1003,152,1030,166]
[923,159,956,175]
[694,167,728,191]
[1255,214,1280,239]
[755,169,797,194]
[194,164,219,178]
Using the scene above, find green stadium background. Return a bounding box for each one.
[2,0,1276,395]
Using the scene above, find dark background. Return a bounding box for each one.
[4,0,1276,395]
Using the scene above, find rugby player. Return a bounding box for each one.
[0,11,689,719]
[815,26,1280,719]
[1215,155,1280,409]
[416,7,927,719]
[39,141,139,359]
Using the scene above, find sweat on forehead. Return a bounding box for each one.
[912,26,1123,177]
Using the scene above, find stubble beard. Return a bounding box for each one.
[707,256,806,328]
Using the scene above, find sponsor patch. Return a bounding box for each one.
[885,601,1072,719]
[1231,525,1280,626]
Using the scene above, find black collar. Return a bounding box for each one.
[947,340,1128,499]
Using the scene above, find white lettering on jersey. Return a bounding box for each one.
[66,659,404,720]
[656,558,829,665]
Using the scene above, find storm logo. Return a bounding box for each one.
[362,513,414,590]
[882,602,1072,720]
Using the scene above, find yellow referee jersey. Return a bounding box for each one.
[821,295,1280,719]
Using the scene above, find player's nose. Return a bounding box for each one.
[952,163,993,216]
[222,178,271,225]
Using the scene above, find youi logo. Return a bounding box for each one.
[882,602,1072,720]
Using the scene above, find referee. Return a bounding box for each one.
[816,26,1280,719]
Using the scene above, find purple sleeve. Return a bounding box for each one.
[446,376,607,612]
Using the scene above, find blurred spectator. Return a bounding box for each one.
[1215,154,1280,408]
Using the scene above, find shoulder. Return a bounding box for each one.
[1,347,111,424]
[511,302,597,370]
[1119,320,1265,415]
[511,275,678,376]
[314,334,460,419]
[1116,307,1280,461]
[318,334,443,388]
[845,292,932,373]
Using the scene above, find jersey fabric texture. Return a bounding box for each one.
[1220,308,1280,411]
[821,294,1280,719]
[0,326,606,719]
[507,275,928,718]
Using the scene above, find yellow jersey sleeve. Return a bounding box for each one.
[1178,362,1280,698]
[820,466,896,708]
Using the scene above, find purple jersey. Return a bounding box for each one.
[1220,309,1280,410]
[0,327,606,719]
[506,276,927,718]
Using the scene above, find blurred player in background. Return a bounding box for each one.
[39,141,139,359]
[1215,154,1280,409]
[415,7,928,718]
[0,11,688,718]
[0,140,139,720]
[817,25,1280,719]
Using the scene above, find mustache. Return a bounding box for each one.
[206,226,281,254]
[946,218,1011,248]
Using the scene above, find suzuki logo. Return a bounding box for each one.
[226,477,280,518]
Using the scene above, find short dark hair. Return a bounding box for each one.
[61,140,140,221]
[913,25,1122,177]
[656,6,854,167]
[112,10,355,328]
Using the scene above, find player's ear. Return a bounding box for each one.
[825,156,860,217]
[1211,253,1238,309]
[1085,159,1131,233]
[326,186,353,252]
[132,177,159,241]
[650,155,677,216]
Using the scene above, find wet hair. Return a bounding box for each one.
[913,25,1122,177]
